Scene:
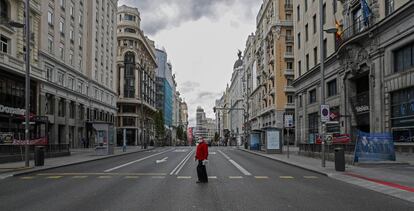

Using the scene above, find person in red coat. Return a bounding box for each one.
[195,138,209,183]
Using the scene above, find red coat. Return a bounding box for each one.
[196,141,208,161]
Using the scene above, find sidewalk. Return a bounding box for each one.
[240,147,414,203]
[0,146,154,179]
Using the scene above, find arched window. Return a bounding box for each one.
[124,52,135,98]
[124,28,136,33]
[0,0,9,20]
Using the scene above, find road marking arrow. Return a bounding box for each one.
[156,157,168,164]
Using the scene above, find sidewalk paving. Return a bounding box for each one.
[240,147,414,203]
[0,146,154,179]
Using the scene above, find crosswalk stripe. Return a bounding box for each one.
[255,176,269,179]
[72,176,88,179]
[279,176,294,179]
[20,176,34,180]
[229,176,243,179]
[98,176,112,179]
[125,176,139,179]
[208,176,217,179]
[304,176,318,179]
[46,176,62,179]
[177,176,191,179]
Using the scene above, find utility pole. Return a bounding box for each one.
[140,66,145,149]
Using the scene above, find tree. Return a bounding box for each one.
[154,110,165,146]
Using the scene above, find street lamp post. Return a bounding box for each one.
[319,0,338,168]
[24,0,31,167]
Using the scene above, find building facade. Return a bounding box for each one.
[293,0,414,152]
[155,48,173,128]
[116,5,157,146]
[38,0,118,148]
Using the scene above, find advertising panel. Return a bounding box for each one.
[266,130,280,150]
[249,133,260,150]
[354,131,396,162]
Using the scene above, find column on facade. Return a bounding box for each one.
[53,96,59,145]
[64,98,70,146]
[119,66,125,97]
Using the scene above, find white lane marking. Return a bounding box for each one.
[173,149,189,152]
[104,148,174,172]
[255,176,269,179]
[229,176,243,179]
[177,176,191,179]
[208,176,217,179]
[209,152,216,155]
[174,150,194,175]
[169,149,194,175]
[156,157,168,164]
[218,150,252,176]
[152,176,165,179]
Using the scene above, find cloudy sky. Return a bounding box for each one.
[118,0,262,126]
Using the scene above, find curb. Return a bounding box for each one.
[239,148,331,177]
[12,147,156,177]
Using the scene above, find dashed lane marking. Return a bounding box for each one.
[304,176,318,179]
[124,176,139,179]
[152,176,166,179]
[279,176,294,179]
[20,176,34,180]
[229,176,243,179]
[255,176,269,179]
[46,176,62,179]
[177,176,192,179]
[98,176,112,179]
[72,176,88,179]
[208,176,217,179]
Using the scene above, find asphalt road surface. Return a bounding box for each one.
[0,147,413,211]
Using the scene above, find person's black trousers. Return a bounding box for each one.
[197,160,208,182]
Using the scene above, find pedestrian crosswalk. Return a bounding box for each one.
[17,174,320,181]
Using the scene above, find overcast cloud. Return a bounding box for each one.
[118,0,261,126]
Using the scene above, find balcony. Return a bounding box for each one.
[284,69,294,77]
[284,85,295,93]
[284,51,294,59]
[336,15,372,50]
[285,35,294,43]
[277,20,293,27]
[284,4,293,11]
[285,103,295,110]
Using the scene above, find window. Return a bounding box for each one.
[333,0,337,14]
[287,95,294,104]
[322,3,326,25]
[48,35,53,53]
[46,67,53,81]
[69,50,73,65]
[58,98,65,117]
[59,19,64,34]
[124,14,136,21]
[305,24,308,41]
[124,52,136,98]
[297,5,300,21]
[0,35,9,53]
[309,89,316,104]
[297,33,301,49]
[79,54,82,69]
[46,94,54,115]
[299,95,303,107]
[394,43,414,73]
[78,80,83,93]
[57,72,64,86]
[286,45,293,53]
[125,28,136,33]
[385,0,394,16]
[313,47,318,66]
[308,112,319,143]
[287,62,293,69]
[298,61,302,76]
[323,39,327,59]
[70,2,74,17]
[48,10,53,25]
[306,54,309,71]
[68,77,74,89]
[78,33,82,46]
[0,0,8,20]
[69,101,75,119]
[391,87,414,142]
[69,29,74,41]
[313,15,317,33]
[59,43,64,59]
[327,79,337,97]
[304,0,308,12]
[60,0,65,9]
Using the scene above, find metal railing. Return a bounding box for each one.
[336,15,371,48]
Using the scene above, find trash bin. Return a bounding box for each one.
[334,148,345,171]
[34,146,45,166]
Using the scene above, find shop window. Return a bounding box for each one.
[308,112,318,143]
[391,87,414,142]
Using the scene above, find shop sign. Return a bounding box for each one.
[0,133,14,144]
[0,104,25,115]
[355,105,369,113]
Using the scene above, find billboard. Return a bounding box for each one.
[354,131,396,162]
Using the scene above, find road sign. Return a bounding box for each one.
[326,134,333,145]
[329,111,339,121]
[321,105,330,123]
[284,115,293,128]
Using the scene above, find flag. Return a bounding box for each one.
[335,18,342,42]
[360,0,372,26]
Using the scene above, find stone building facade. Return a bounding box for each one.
[115,5,157,146]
